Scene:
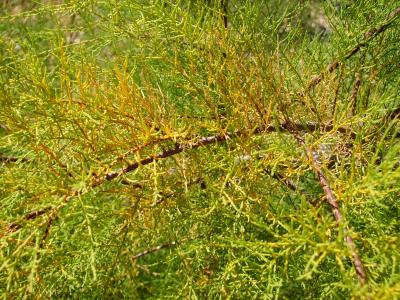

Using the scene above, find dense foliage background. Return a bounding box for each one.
[1,0,399,298]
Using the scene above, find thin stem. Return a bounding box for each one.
[296,136,367,286]
[131,241,178,260]
[301,7,400,95]
[351,72,362,116]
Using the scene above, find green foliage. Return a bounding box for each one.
[1,0,399,299]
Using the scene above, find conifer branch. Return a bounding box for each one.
[1,1,399,297]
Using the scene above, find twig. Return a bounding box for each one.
[221,0,228,29]
[40,217,55,248]
[0,155,30,163]
[263,167,323,207]
[301,6,400,95]
[221,0,228,58]
[93,131,237,185]
[386,107,400,121]
[263,167,298,192]
[108,136,174,169]
[132,241,178,260]
[93,121,352,186]
[7,207,52,233]
[332,64,344,118]
[351,72,362,116]
[295,136,367,286]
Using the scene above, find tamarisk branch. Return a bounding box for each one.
[92,121,351,186]
[296,136,367,286]
[302,6,400,94]
[6,121,350,234]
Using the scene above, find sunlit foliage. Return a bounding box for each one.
[1,0,399,298]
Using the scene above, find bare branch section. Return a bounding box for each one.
[221,0,228,29]
[302,7,400,94]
